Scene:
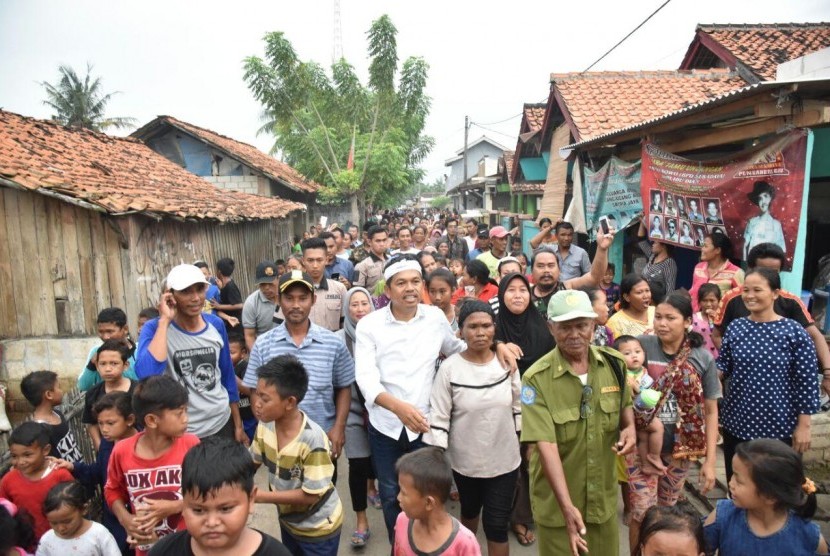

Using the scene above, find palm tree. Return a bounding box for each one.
[41,64,138,131]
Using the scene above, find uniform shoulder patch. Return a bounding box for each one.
[521,385,537,405]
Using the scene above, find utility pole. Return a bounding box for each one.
[332,0,343,64]
[463,115,469,210]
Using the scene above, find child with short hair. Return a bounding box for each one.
[705,439,829,554]
[228,335,257,442]
[82,339,136,450]
[0,422,74,540]
[638,505,706,556]
[55,391,137,554]
[394,447,480,556]
[600,263,620,314]
[78,307,138,392]
[36,481,120,555]
[137,307,160,338]
[449,258,465,281]
[0,496,36,556]
[148,437,290,555]
[692,283,721,358]
[20,371,82,463]
[105,376,200,556]
[615,335,665,476]
[250,355,343,555]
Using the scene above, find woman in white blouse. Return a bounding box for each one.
[426,300,521,556]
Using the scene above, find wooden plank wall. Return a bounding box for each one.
[0,187,296,339]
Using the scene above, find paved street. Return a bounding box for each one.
[248,462,632,555]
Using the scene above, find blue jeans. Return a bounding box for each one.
[368,424,425,543]
[280,527,340,556]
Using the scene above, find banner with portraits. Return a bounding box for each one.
[640,130,808,269]
[584,157,642,239]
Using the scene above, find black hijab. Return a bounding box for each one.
[495,273,555,374]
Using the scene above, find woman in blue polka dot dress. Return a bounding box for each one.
[717,267,820,483]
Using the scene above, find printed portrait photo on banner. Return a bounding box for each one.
[695,225,706,247]
[708,225,727,237]
[676,195,688,219]
[650,214,664,239]
[650,190,663,213]
[743,180,786,259]
[688,197,704,222]
[679,220,694,246]
[704,199,723,224]
[665,218,679,242]
[664,192,678,217]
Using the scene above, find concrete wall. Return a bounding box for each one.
[203,174,267,196]
[804,411,830,466]
[0,336,99,420]
[446,141,509,191]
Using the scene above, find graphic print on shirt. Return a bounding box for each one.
[172,347,217,392]
[646,359,678,424]
[126,465,184,549]
[54,429,83,462]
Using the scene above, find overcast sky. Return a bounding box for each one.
[1,0,828,184]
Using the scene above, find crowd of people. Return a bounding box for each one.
[1,208,829,556]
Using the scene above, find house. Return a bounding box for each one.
[680,22,830,83]
[132,116,353,230]
[0,109,305,414]
[507,104,549,217]
[444,135,510,210]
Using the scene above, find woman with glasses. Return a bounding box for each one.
[625,291,721,555]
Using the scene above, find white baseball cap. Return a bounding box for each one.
[166,264,209,291]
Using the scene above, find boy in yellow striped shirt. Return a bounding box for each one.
[250,354,343,555]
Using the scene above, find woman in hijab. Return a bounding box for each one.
[495,273,556,546]
[335,286,381,547]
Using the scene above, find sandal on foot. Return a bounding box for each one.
[367,493,382,509]
[513,525,536,546]
[351,529,370,548]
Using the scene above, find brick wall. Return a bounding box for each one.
[805,412,830,465]
[203,175,262,195]
[0,337,99,421]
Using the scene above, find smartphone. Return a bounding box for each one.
[331,273,340,280]
[599,216,611,234]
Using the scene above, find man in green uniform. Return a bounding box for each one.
[521,290,636,556]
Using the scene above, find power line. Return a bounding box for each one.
[474,112,523,126]
[469,122,517,141]
[582,0,673,73]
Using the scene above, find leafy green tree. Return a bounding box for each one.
[41,64,137,131]
[430,195,452,210]
[244,15,433,223]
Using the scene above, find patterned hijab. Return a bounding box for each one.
[342,286,375,355]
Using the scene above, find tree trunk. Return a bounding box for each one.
[350,194,360,228]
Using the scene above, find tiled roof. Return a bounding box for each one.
[134,116,321,194]
[687,23,830,81]
[0,110,305,221]
[551,69,745,142]
[523,104,546,132]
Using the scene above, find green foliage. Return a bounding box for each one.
[41,64,137,131]
[430,195,452,210]
[244,15,432,214]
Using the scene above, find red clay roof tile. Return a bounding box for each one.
[0,110,305,222]
[691,23,830,81]
[551,70,745,141]
[134,116,321,194]
[523,104,546,132]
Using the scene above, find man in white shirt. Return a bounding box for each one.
[391,227,420,255]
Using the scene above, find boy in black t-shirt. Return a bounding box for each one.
[228,335,256,442]
[149,437,290,556]
[214,257,244,332]
[20,370,82,463]
[82,339,136,450]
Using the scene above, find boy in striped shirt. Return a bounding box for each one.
[250,354,343,555]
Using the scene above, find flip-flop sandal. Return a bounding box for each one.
[351,529,370,548]
[513,525,536,546]
[367,493,382,509]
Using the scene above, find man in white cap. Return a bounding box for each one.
[520,289,635,556]
[135,264,245,442]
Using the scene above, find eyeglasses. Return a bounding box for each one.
[580,384,593,420]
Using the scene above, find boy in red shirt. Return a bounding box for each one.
[0,421,74,541]
[105,375,199,555]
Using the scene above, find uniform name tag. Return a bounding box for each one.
[601,386,620,394]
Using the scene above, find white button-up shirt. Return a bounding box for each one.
[355,303,465,441]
